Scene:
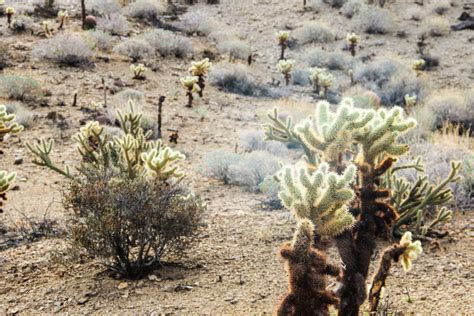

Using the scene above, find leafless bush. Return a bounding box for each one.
[87,30,115,51]
[293,21,335,45]
[65,178,205,278]
[33,33,93,66]
[341,0,366,18]
[0,75,41,101]
[127,0,166,21]
[113,38,154,61]
[97,13,130,36]
[88,0,122,16]
[202,150,241,184]
[422,16,450,37]
[217,39,251,62]
[356,7,395,34]
[303,48,353,71]
[141,29,193,58]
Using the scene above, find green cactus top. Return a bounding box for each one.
[0,105,24,141]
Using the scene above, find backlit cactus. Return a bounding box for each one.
[319,72,334,98]
[42,21,53,37]
[412,59,426,76]
[404,94,417,111]
[278,162,356,237]
[141,142,185,180]
[309,67,326,95]
[180,76,200,107]
[398,231,423,272]
[277,59,295,86]
[0,170,16,212]
[57,10,69,30]
[131,63,147,79]
[276,30,290,60]
[346,32,361,56]
[189,58,212,97]
[1,105,24,140]
[5,6,15,27]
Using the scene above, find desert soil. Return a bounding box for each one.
[1,0,474,314]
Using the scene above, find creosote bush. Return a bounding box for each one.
[0,75,41,101]
[34,33,93,66]
[27,102,205,278]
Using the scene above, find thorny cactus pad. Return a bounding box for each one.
[278,162,356,237]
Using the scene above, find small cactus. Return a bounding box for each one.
[5,6,15,27]
[277,59,295,86]
[141,142,186,180]
[346,32,361,56]
[309,67,325,95]
[277,30,290,60]
[180,76,201,108]
[404,94,417,111]
[412,59,426,75]
[42,21,53,37]
[131,63,147,80]
[57,10,69,30]
[319,72,334,99]
[0,170,16,212]
[398,232,423,272]
[189,58,212,97]
[0,105,24,140]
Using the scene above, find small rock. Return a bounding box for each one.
[117,282,128,290]
[77,297,89,305]
[14,156,23,165]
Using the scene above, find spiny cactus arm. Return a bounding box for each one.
[117,100,144,137]
[391,156,425,173]
[26,139,74,180]
[141,144,186,180]
[420,207,453,236]
[368,231,422,312]
[395,161,461,228]
[0,170,16,194]
[0,105,24,140]
[264,108,316,165]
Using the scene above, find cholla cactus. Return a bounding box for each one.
[180,76,200,108]
[404,94,417,111]
[189,58,212,97]
[398,232,423,271]
[278,162,357,237]
[346,32,361,56]
[309,67,326,95]
[1,105,24,140]
[276,30,290,60]
[42,21,53,37]
[131,63,147,80]
[57,10,69,30]
[412,59,425,75]
[141,143,185,180]
[277,59,295,86]
[5,6,15,27]
[0,170,16,212]
[277,219,340,315]
[319,72,334,99]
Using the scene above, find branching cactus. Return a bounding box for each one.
[277,219,340,316]
[404,94,417,112]
[189,58,212,98]
[346,32,361,57]
[277,31,290,60]
[369,231,422,312]
[412,59,426,76]
[28,100,186,183]
[309,67,325,95]
[57,10,69,30]
[131,63,147,80]
[278,162,357,237]
[319,72,334,99]
[277,59,295,86]
[180,76,201,107]
[42,21,53,38]
[0,105,23,212]
[5,6,14,27]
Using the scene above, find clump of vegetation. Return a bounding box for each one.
[422,16,450,37]
[217,39,252,62]
[27,103,205,278]
[0,75,41,101]
[293,21,335,45]
[113,38,154,62]
[180,76,201,108]
[10,15,33,33]
[127,0,165,21]
[430,0,450,15]
[341,0,366,18]
[131,63,147,80]
[209,63,257,96]
[98,13,130,36]
[201,150,241,185]
[189,58,212,97]
[57,10,68,30]
[87,30,114,51]
[34,33,93,66]
[277,59,295,86]
[423,89,473,130]
[142,29,194,58]
[303,48,352,71]
[356,7,395,34]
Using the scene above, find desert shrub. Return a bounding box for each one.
[113,38,154,61]
[0,43,10,70]
[127,0,165,21]
[406,7,425,21]
[10,15,33,33]
[353,57,426,106]
[202,149,241,184]
[0,75,41,101]
[88,0,122,16]
[87,30,114,51]
[97,13,130,36]
[33,33,93,66]
[303,48,353,71]
[28,103,205,278]
[113,88,144,105]
[173,12,217,36]
[308,0,324,12]
[430,0,450,15]
[422,16,450,37]
[292,67,311,86]
[356,7,395,34]
[217,39,252,61]
[4,103,33,128]
[293,21,335,45]
[341,0,366,18]
[141,29,193,58]
[240,129,289,157]
[209,63,257,96]
[259,176,283,209]
[423,89,473,129]
[228,151,280,192]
